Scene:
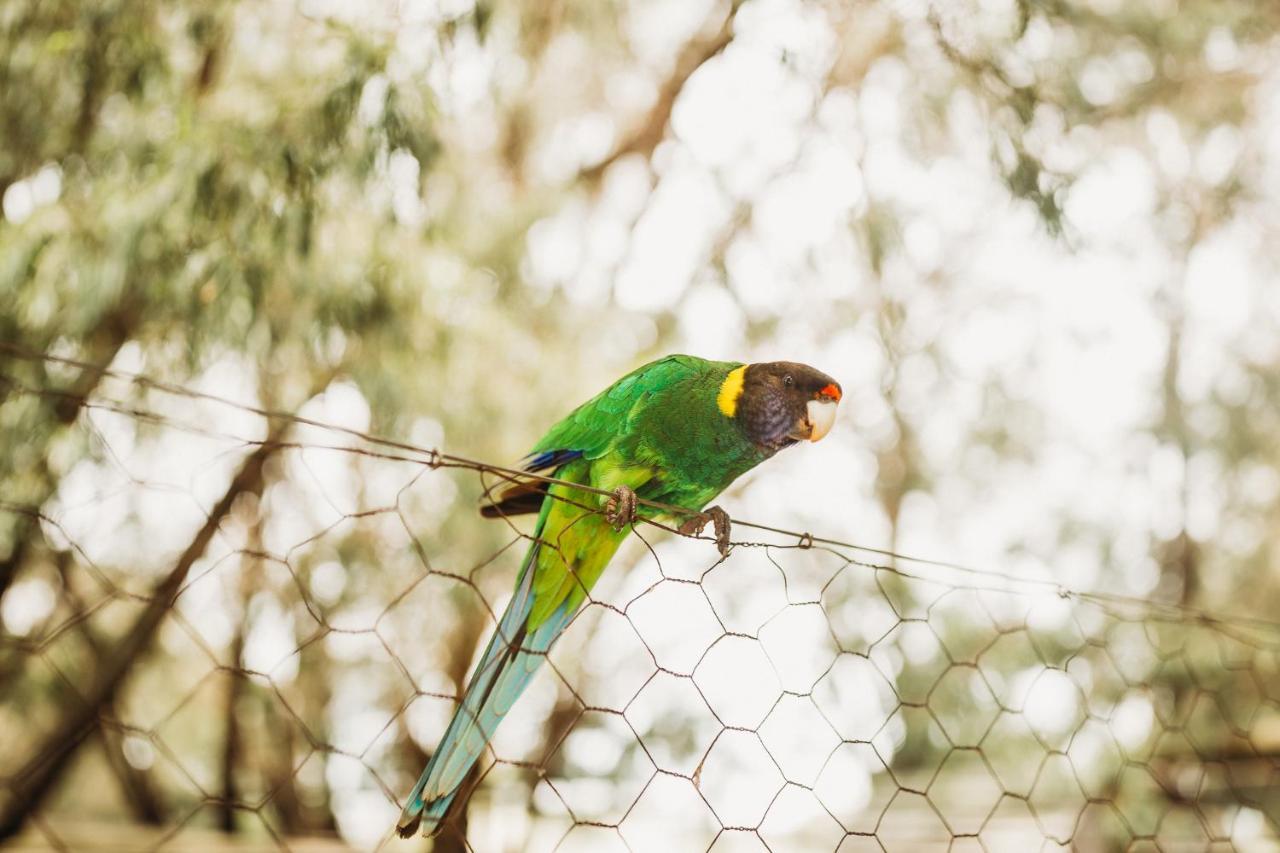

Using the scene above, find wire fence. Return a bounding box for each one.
[1,347,1279,852]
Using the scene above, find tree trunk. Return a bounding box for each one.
[262,699,304,835]
[0,426,285,841]
[433,764,479,853]
[218,627,247,833]
[56,549,167,826]
[218,508,266,834]
[296,623,338,833]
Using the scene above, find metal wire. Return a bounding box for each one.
[1,349,1278,851]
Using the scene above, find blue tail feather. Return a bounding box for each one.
[396,540,575,837]
[523,449,583,473]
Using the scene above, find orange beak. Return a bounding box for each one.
[818,383,842,402]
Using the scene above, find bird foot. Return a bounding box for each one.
[678,505,732,557]
[605,485,638,531]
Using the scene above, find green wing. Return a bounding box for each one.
[520,355,718,627]
[485,355,711,518]
[528,354,709,462]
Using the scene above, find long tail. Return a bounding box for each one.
[395,538,574,838]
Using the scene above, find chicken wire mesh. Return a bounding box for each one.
[1,350,1279,853]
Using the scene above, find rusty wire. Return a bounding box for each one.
[1,348,1278,852]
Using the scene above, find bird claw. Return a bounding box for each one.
[677,505,732,557]
[605,485,638,531]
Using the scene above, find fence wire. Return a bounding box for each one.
[1,349,1279,853]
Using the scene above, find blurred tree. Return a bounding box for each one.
[3,0,1280,848]
[0,0,723,841]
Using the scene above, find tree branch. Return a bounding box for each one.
[0,425,288,841]
[577,0,743,186]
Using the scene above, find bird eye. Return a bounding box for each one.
[783,374,794,387]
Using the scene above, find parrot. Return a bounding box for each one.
[396,354,841,838]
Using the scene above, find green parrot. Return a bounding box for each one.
[396,354,841,837]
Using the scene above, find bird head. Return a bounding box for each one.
[720,361,842,451]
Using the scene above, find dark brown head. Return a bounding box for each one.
[718,361,842,451]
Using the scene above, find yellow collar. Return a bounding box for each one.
[716,365,747,417]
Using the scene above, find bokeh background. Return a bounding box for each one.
[3,0,1280,850]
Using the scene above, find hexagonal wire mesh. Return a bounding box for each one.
[1,347,1279,852]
